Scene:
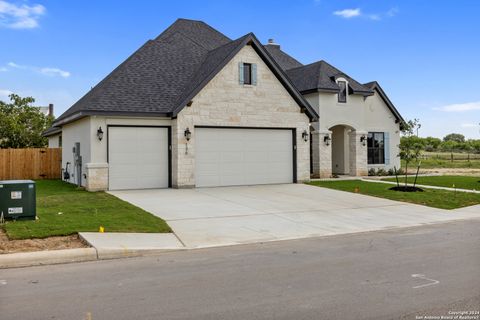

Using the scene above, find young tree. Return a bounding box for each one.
[398,119,423,189]
[0,94,54,148]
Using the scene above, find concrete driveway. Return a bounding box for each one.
[109,184,480,248]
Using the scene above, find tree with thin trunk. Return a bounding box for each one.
[398,119,422,188]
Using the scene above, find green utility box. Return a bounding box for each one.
[0,180,36,220]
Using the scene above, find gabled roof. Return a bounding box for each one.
[54,19,317,126]
[363,81,405,124]
[285,60,374,96]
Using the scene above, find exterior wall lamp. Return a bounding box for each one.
[302,130,309,142]
[184,128,191,141]
[323,134,331,146]
[97,127,104,141]
[184,128,192,154]
[360,135,366,146]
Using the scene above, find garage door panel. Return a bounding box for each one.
[196,128,293,187]
[109,127,169,190]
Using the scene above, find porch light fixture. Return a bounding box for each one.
[184,128,191,141]
[96,127,104,141]
[302,130,309,142]
[323,134,331,146]
[360,135,366,146]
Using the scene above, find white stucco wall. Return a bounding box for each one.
[174,44,311,187]
[61,117,91,187]
[308,83,401,174]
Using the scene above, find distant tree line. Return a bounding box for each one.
[401,133,480,153]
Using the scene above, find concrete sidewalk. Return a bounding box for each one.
[79,232,185,259]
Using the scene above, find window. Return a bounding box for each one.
[338,81,347,103]
[243,63,252,85]
[367,132,385,164]
[58,135,62,148]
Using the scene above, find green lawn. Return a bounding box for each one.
[403,158,480,169]
[307,180,480,210]
[383,175,480,191]
[4,180,171,240]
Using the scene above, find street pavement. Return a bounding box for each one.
[1,218,479,320]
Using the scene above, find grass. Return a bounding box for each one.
[383,175,480,191]
[403,158,480,169]
[307,180,480,210]
[4,180,171,240]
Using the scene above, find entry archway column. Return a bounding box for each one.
[311,130,332,178]
[348,130,368,176]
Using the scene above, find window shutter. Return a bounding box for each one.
[384,132,390,165]
[251,63,257,85]
[238,62,244,85]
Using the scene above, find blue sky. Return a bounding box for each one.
[1,0,479,138]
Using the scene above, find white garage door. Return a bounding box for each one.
[108,127,169,190]
[195,127,294,187]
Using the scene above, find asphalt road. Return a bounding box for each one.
[1,219,479,320]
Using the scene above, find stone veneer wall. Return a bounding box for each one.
[172,44,311,188]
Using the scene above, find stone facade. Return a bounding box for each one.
[172,44,311,188]
[311,130,332,178]
[85,163,109,191]
[348,131,368,176]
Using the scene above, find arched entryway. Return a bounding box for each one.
[329,124,355,175]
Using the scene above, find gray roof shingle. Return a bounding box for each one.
[286,60,374,95]
[54,19,317,125]
[264,44,303,70]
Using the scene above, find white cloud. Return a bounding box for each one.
[333,8,361,18]
[3,61,71,78]
[0,66,7,72]
[461,123,478,128]
[333,7,399,21]
[39,67,70,78]
[0,0,46,29]
[434,101,480,112]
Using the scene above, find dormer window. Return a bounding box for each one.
[338,80,347,103]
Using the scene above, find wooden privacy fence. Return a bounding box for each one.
[0,148,62,180]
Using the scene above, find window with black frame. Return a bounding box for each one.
[367,132,385,164]
[338,81,347,103]
[243,63,252,85]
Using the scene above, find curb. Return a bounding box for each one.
[0,248,98,269]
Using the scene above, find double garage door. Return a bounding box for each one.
[108,126,294,190]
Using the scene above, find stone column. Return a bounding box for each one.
[348,131,368,176]
[85,163,109,191]
[311,130,332,178]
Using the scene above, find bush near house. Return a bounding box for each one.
[4,180,171,240]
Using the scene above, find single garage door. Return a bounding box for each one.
[108,126,169,190]
[195,127,294,187]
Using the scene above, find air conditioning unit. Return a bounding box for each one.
[0,180,36,220]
